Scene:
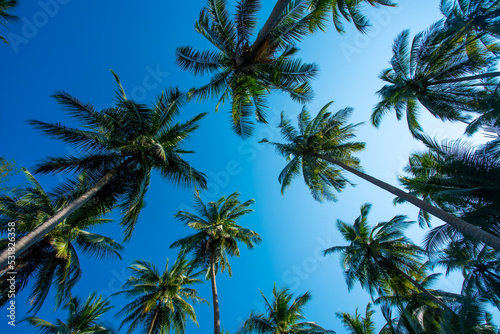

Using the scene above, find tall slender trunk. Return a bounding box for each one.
[379,257,453,313]
[210,253,221,334]
[0,162,127,271]
[147,306,160,334]
[316,154,500,252]
[430,71,500,85]
[248,0,292,58]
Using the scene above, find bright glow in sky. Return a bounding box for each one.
[0,1,492,333]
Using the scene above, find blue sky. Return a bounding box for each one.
[0,0,493,333]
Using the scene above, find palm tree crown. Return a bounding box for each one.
[237,285,334,334]
[170,190,261,334]
[336,303,376,334]
[260,102,365,202]
[440,0,500,51]
[170,191,261,275]
[324,204,428,298]
[114,257,206,334]
[176,0,319,137]
[397,135,500,251]
[262,102,500,251]
[0,169,122,314]
[437,242,500,309]
[26,292,115,334]
[0,71,209,272]
[31,72,208,239]
[0,0,18,44]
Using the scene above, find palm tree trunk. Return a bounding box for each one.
[316,154,500,252]
[210,253,221,334]
[147,306,161,334]
[0,162,127,271]
[379,257,452,313]
[430,71,500,85]
[248,0,292,58]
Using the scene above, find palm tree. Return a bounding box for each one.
[113,256,207,334]
[336,303,375,334]
[0,71,207,271]
[170,191,261,334]
[0,0,18,44]
[465,80,500,135]
[375,263,448,307]
[371,22,499,136]
[324,203,450,310]
[308,0,397,34]
[379,299,448,334]
[26,292,115,333]
[440,290,499,333]
[0,169,123,314]
[261,102,500,251]
[237,285,333,333]
[440,0,500,53]
[176,0,320,137]
[396,135,500,251]
[376,265,452,333]
[437,242,500,309]
[380,293,499,334]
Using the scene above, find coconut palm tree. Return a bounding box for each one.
[26,292,115,334]
[324,203,450,310]
[371,22,499,136]
[177,0,399,137]
[0,156,20,195]
[0,169,122,314]
[260,102,500,251]
[376,265,452,333]
[237,285,333,333]
[396,135,500,251]
[308,0,397,34]
[176,0,319,137]
[440,0,500,53]
[0,71,207,271]
[336,303,376,334]
[375,263,448,308]
[0,0,18,44]
[113,256,206,334]
[465,80,500,136]
[437,242,500,309]
[440,290,499,333]
[170,191,261,334]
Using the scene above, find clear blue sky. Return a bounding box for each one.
[0,1,491,333]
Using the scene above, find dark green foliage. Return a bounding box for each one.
[336,303,376,334]
[260,102,364,202]
[0,0,18,44]
[371,21,498,136]
[170,191,261,276]
[237,285,333,333]
[30,71,207,240]
[324,204,428,298]
[437,242,500,309]
[113,256,206,334]
[26,293,115,333]
[440,0,500,53]
[176,0,319,137]
[0,157,20,195]
[466,79,500,136]
[397,135,500,251]
[308,0,397,34]
[0,170,122,314]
